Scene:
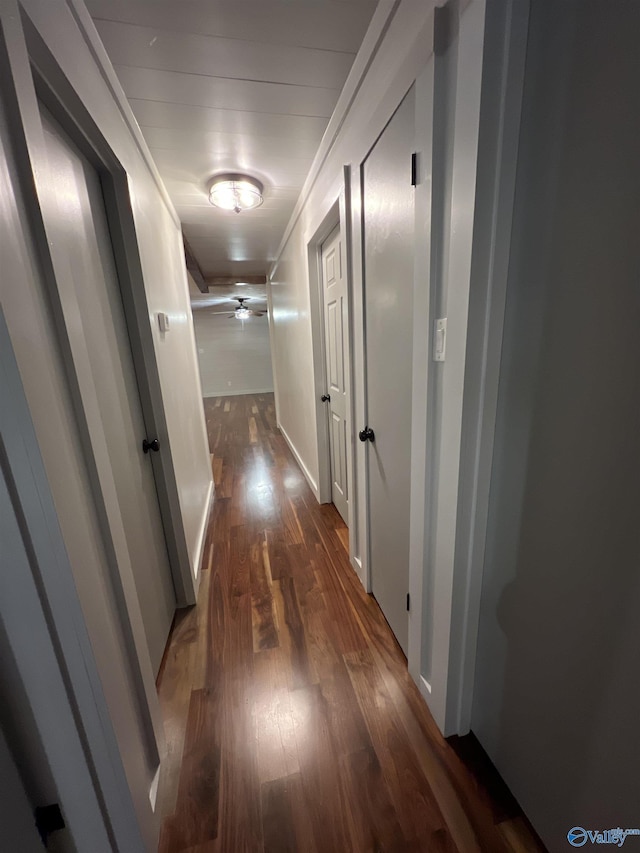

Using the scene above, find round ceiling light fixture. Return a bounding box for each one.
[208,174,264,213]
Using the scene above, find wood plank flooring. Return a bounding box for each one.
[157,393,545,853]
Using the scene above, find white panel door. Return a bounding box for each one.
[362,87,415,656]
[40,107,175,674]
[321,225,349,525]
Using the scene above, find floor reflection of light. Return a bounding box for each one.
[246,482,273,514]
[287,688,314,759]
[254,685,314,761]
[252,667,318,781]
[283,475,302,491]
[246,458,276,516]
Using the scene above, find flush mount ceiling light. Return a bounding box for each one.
[208,174,263,213]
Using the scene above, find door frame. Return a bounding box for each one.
[443,0,530,735]
[12,7,196,609]
[306,172,361,575]
[399,0,529,735]
[0,0,179,784]
[0,307,147,851]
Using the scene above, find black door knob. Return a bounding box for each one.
[321,394,331,402]
[358,427,375,443]
[142,437,160,454]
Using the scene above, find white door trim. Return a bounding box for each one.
[307,203,340,507]
[445,0,530,735]
[0,0,185,795]
[347,165,371,590]
[407,60,437,695]
[403,0,528,735]
[412,0,494,734]
[15,7,196,608]
[318,222,348,524]
[314,223,342,510]
[0,307,147,851]
[0,6,165,751]
[305,173,362,580]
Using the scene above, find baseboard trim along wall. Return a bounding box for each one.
[204,388,274,398]
[278,422,320,502]
[192,479,214,584]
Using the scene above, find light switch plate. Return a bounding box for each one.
[157,312,170,333]
[434,317,447,362]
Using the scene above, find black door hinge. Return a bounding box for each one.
[411,152,418,187]
[34,803,65,845]
[406,592,410,612]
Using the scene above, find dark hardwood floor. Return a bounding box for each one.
[156,393,544,853]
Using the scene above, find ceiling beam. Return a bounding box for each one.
[205,275,268,287]
[183,236,208,293]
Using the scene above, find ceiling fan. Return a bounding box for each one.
[209,297,266,319]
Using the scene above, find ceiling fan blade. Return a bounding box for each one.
[191,296,236,308]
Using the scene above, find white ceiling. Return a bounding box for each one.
[85,0,378,278]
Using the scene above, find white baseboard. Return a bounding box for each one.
[192,479,214,589]
[203,387,275,398]
[352,555,367,589]
[277,422,320,501]
[149,764,160,812]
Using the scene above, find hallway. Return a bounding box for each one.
[156,394,542,853]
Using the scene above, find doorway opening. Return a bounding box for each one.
[307,190,356,567]
[320,224,349,527]
[189,277,275,400]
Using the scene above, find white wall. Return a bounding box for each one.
[472,1,640,849]
[137,198,212,580]
[0,0,211,848]
[193,311,274,397]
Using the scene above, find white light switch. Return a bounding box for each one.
[157,312,170,333]
[434,318,447,362]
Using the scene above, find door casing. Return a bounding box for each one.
[38,102,176,675]
[320,223,350,525]
[0,6,199,843]
[306,183,359,570]
[18,12,197,609]
[9,5,178,746]
[0,307,146,852]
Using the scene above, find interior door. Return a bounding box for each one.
[321,225,349,524]
[362,87,415,655]
[40,106,175,674]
